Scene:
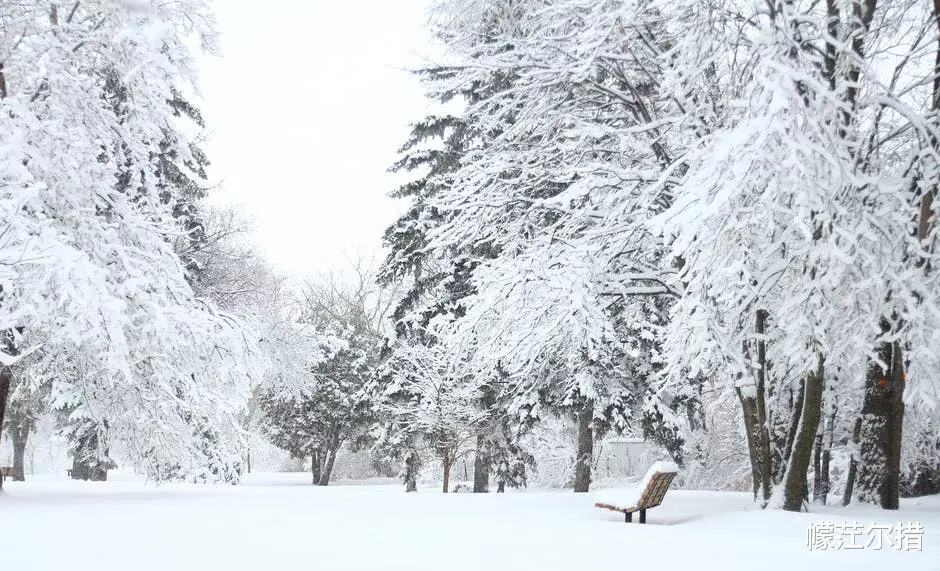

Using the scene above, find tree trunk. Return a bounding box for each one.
[0,62,8,99]
[782,362,824,512]
[819,446,831,505]
[0,366,9,491]
[858,322,904,510]
[473,434,490,493]
[10,416,31,481]
[736,383,773,504]
[753,310,774,500]
[816,396,838,505]
[0,69,8,494]
[573,400,594,493]
[781,379,805,475]
[842,417,863,506]
[812,424,824,503]
[318,447,338,486]
[921,0,939,249]
[737,386,762,500]
[442,448,451,493]
[404,449,419,492]
[311,451,321,485]
[768,386,791,483]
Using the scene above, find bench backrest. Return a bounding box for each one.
[636,471,677,510]
[0,467,14,476]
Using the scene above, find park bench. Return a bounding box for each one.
[0,466,13,481]
[594,461,679,524]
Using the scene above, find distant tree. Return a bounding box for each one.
[258,256,389,485]
[258,339,376,486]
[378,340,486,493]
[64,419,116,482]
[377,64,546,493]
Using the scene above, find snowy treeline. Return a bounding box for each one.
[2,0,938,513]
[373,0,940,510]
[0,0,327,486]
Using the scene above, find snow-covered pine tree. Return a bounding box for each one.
[376,61,539,493]
[419,0,683,492]
[258,267,386,486]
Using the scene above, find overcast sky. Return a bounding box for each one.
[199,1,434,277]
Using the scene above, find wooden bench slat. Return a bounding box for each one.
[594,464,678,524]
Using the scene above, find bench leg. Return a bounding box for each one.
[639,509,646,524]
[625,511,632,523]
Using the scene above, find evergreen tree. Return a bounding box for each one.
[258,339,377,486]
[259,261,386,485]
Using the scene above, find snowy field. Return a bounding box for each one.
[1,474,937,571]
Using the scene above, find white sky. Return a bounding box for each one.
[199,0,435,277]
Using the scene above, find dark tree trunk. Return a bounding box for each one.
[473,434,490,493]
[737,387,763,500]
[885,347,905,510]
[919,0,939,253]
[737,383,773,504]
[0,74,9,493]
[0,366,9,491]
[10,416,31,481]
[815,397,838,505]
[858,322,904,510]
[497,480,505,493]
[473,381,497,493]
[812,426,824,503]
[442,448,452,493]
[573,400,594,493]
[318,446,338,486]
[311,450,321,485]
[0,62,8,99]
[818,447,831,505]
[768,386,793,483]
[781,379,805,474]
[842,417,863,506]
[782,361,824,512]
[753,310,774,500]
[404,450,419,492]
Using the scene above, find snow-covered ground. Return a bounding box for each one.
[1,473,937,570]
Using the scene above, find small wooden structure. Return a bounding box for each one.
[0,466,13,481]
[594,462,678,524]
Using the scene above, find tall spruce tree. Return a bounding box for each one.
[375,66,538,492]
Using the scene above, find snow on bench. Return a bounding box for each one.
[594,461,679,524]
